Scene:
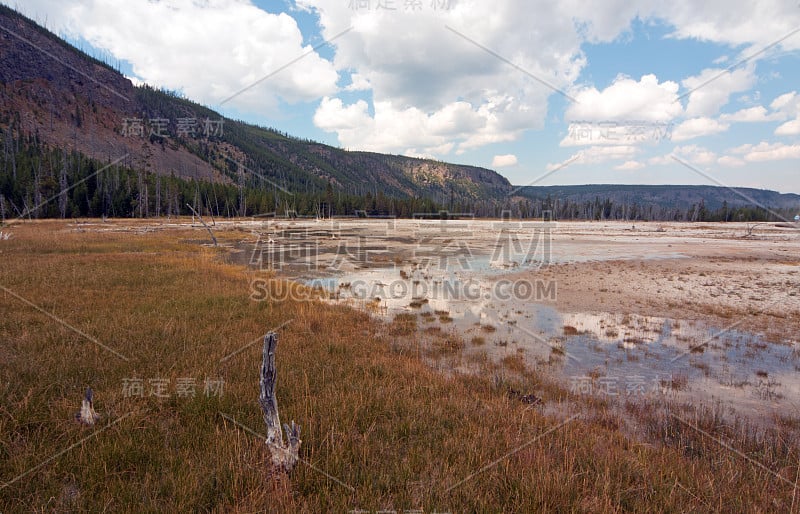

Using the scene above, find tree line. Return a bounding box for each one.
[0,126,449,221]
[0,126,793,223]
[509,194,794,222]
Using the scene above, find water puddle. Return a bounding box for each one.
[302,264,800,424]
[232,219,798,423]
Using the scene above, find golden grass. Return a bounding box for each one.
[0,220,798,512]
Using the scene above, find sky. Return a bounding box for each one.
[6,0,800,192]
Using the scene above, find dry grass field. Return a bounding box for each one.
[1,220,799,512]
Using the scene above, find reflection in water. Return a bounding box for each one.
[233,219,799,426]
[302,264,800,424]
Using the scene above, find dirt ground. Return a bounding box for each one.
[514,221,800,343]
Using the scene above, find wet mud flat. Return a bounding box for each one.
[231,218,800,426]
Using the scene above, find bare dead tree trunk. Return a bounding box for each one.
[186,203,217,246]
[745,222,761,238]
[33,161,42,218]
[59,152,68,219]
[155,174,161,218]
[238,164,245,217]
[259,332,300,472]
[137,170,144,218]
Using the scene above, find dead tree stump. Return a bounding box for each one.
[259,332,301,472]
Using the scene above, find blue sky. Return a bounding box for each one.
[9,0,800,192]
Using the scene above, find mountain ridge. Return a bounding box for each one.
[517,184,800,210]
[0,4,798,221]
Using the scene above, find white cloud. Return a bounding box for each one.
[647,155,672,166]
[565,74,682,122]
[614,160,644,171]
[547,145,638,171]
[730,143,753,155]
[560,74,682,149]
[718,155,745,167]
[314,97,508,155]
[560,120,675,147]
[681,65,756,118]
[492,154,518,167]
[719,106,784,123]
[771,92,800,116]
[671,117,729,141]
[675,145,717,164]
[736,91,761,104]
[649,145,717,166]
[769,91,800,135]
[124,75,145,87]
[653,1,800,50]
[775,118,800,136]
[302,0,590,154]
[314,97,371,131]
[345,73,371,92]
[579,145,639,163]
[314,94,533,155]
[736,142,800,162]
[17,0,339,114]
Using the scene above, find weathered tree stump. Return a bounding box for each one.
[259,332,301,472]
[75,387,100,426]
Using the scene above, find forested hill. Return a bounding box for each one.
[514,185,800,221]
[0,4,509,219]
